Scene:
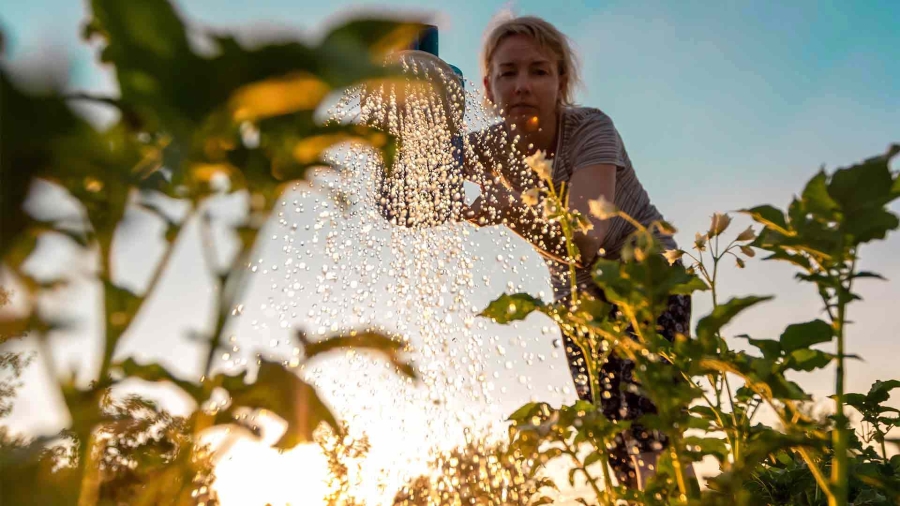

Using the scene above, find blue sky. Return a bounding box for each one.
[4,0,898,229]
[2,1,899,503]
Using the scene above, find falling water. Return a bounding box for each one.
[220,50,576,505]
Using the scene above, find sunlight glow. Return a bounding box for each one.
[214,437,330,506]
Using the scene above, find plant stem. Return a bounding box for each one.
[564,444,609,504]
[829,255,855,506]
[669,439,690,500]
[97,204,194,380]
[798,446,835,503]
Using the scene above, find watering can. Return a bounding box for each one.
[364,24,466,228]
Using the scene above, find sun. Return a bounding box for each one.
[213,435,331,506]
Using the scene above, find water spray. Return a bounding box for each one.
[361,24,467,228]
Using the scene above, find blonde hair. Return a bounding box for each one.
[481,15,581,106]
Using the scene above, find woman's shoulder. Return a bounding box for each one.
[562,106,616,132]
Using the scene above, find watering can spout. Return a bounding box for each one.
[407,24,464,87]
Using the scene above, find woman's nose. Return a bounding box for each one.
[514,76,531,95]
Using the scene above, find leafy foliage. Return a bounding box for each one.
[0,0,422,503]
[392,436,557,506]
[2,0,899,503]
[484,145,900,505]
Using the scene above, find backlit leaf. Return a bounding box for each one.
[229,73,330,122]
[480,293,546,324]
[740,205,791,236]
[779,319,833,353]
[228,358,340,449]
[300,330,417,380]
[696,296,773,351]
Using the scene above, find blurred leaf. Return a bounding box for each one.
[741,205,791,236]
[300,330,417,380]
[696,296,773,351]
[480,293,546,324]
[800,170,839,218]
[684,435,729,462]
[828,148,897,212]
[113,358,204,401]
[779,319,833,353]
[228,358,340,449]
[785,348,834,372]
[737,335,782,360]
[853,271,887,281]
[321,19,423,61]
[583,452,603,468]
[0,316,31,344]
[508,402,543,424]
[87,0,198,130]
[868,380,900,404]
[229,72,330,122]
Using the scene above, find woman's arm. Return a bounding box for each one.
[465,163,617,268]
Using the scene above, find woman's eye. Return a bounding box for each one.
[500,72,514,78]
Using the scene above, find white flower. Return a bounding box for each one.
[663,249,685,265]
[708,212,732,237]
[521,187,541,206]
[694,232,708,252]
[588,196,619,220]
[736,225,756,242]
[524,150,553,183]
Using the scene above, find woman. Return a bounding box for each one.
[463,16,692,490]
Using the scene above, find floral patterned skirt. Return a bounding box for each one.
[561,292,692,487]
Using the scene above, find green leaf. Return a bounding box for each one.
[113,358,204,401]
[868,380,900,404]
[741,205,791,235]
[508,402,543,423]
[299,330,417,380]
[785,348,834,372]
[228,358,341,449]
[317,19,422,90]
[88,0,199,129]
[669,275,710,295]
[568,467,579,487]
[321,19,423,60]
[737,335,782,360]
[301,330,402,355]
[696,296,773,351]
[479,293,546,324]
[828,151,896,212]
[683,436,729,462]
[842,393,869,411]
[800,170,839,218]
[779,319,833,353]
[583,452,604,468]
[540,447,564,463]
[853,271,887,281]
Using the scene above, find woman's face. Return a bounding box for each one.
[485,34,564,133]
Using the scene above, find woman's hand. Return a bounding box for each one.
[464,175,515,226]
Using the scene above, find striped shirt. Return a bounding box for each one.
[547,107,677,300]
